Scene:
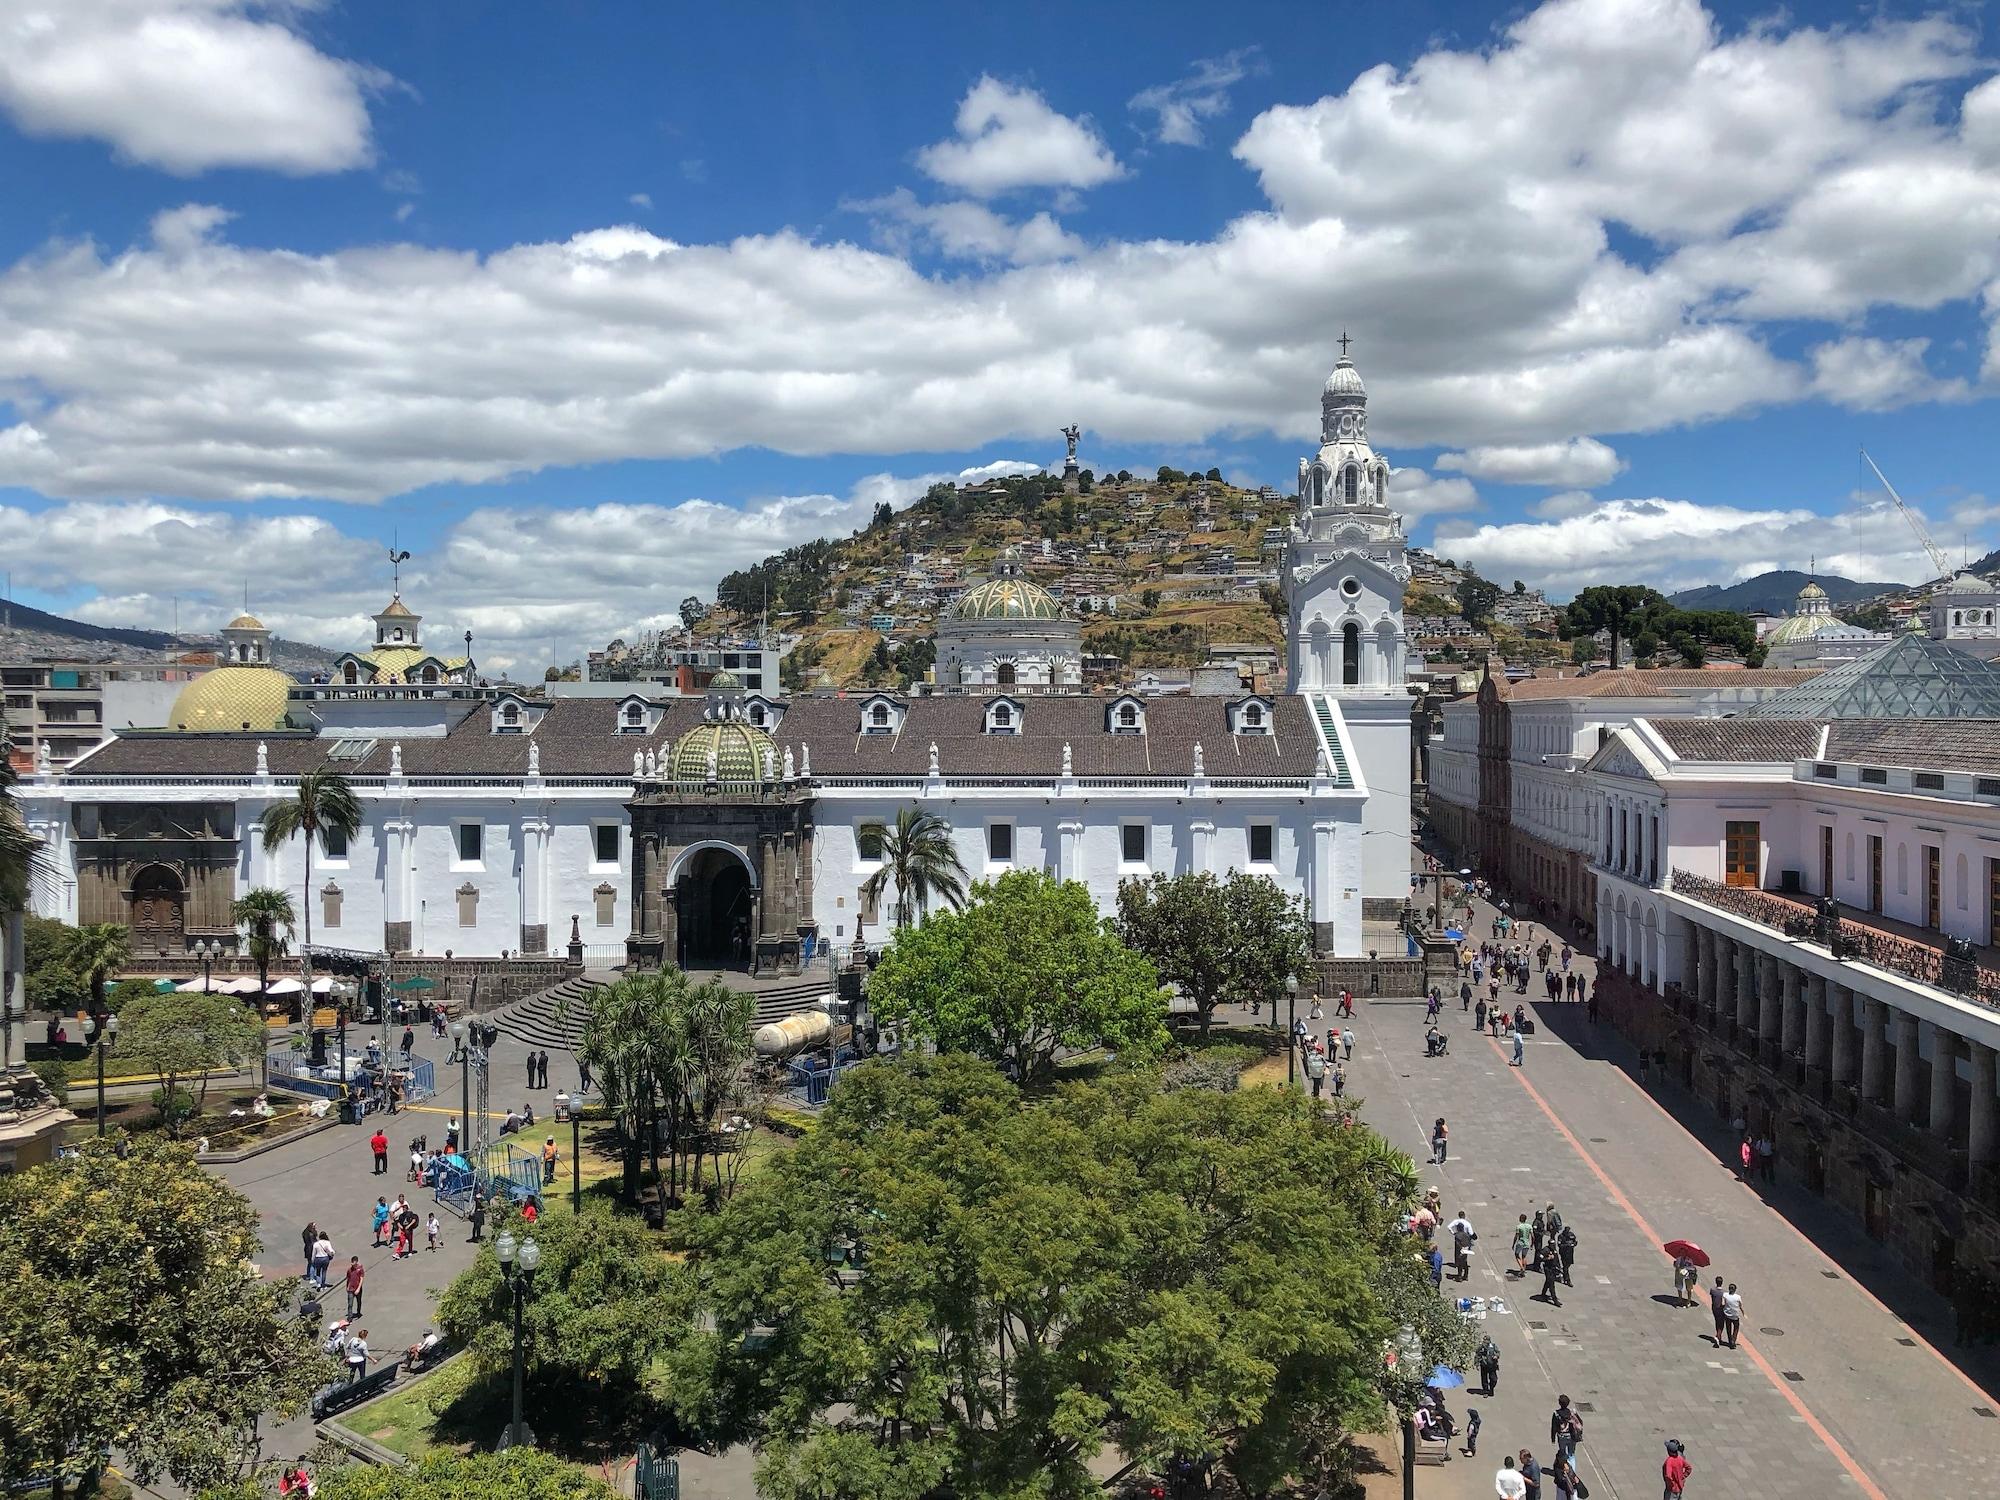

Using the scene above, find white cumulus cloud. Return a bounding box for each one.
[0,0,384,174]
[916,75,1124,196]
[1436,438,1626,488]
[1128,49,1264,147]
[1808,335,1969,412]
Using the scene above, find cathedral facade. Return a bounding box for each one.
[19,349,1411,967]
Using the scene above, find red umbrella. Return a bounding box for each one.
[1663,1239,1710,1267]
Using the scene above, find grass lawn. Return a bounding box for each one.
[14,1476,132,1500]
[333,1356,477,1460]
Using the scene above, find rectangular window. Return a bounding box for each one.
[1914,772,1945,791]
[987,822,1013,864]
[593,823,619,865]
[1925,845,1941,930]
[1249,823,1275,864]
[1860,766,1888,785]
[1724,820,1760,889]
[1869,834,1884,913]
[1813,763,1838,779]
[1979,777,2000,798]
[1121,822,1147,864]
[457,822,483,864]
[857,822,885,861]
[321,825,348,859]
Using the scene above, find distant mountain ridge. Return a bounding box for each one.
[0,596,337,673]
[1668,570,1904,614]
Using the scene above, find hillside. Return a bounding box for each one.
[700,466,1299,688]
[0,597,338,676]
[1668,569,1903,614]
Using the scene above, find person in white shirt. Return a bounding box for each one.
[1494,1455,1528,1499]
[344,1329,370,1384]
[1447,1213,1476,1282]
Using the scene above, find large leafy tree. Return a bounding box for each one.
[866,870,1167,1086]
[1115,870,1313,1037]
[1559,584,1665,667]
[667,1057,1421,1500]
[570,969,753,1204]
[0,1138,330,1497]
[65,921,131,1013]
[858,805,968,930]
[119,991,266,1133]
[259,766,363,955]
[436,1207,685,1426]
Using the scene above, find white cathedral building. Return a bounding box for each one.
[17,349,1412,969]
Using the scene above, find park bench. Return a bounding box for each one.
[311,1358,401,1421]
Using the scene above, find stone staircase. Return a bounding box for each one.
[490,969,836,1052]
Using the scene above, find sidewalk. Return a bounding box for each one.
[1345,867,2000,1499]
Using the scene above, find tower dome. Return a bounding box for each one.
[1323,356,1366,397]
[668,720,778,784]
[169,665,295,731]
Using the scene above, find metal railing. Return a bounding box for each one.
[1670,868,2000,1009]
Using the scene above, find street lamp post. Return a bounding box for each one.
[81,1010,120,1135]
[197,938,215,992]
[1285,975,1300,1086]
[570,1106,581,1216]
[452,1019,470,1132]
[495,1230,540,1449]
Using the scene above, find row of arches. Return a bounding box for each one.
[1308,461,1388,508]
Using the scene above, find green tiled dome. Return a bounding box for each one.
[669,720,777,782]
[707,669,742,690]
[952,576,1062,621]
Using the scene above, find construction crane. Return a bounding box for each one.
[1861,447,1954,583]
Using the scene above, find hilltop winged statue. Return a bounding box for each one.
[1060,424,1081,463]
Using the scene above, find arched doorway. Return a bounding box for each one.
[130,864,186,954]
[675,845,756,968]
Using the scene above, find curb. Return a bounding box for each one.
[196,1113,341,1164]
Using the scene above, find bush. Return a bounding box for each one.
[107,977,154,1013]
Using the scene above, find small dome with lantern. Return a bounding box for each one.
[668,719,779,784]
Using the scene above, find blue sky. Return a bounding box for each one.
[0,0,1996,670]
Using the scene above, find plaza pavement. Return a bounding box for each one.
[1342,871,2000,1500]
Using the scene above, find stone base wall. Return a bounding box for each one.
[1318,955,1423,999]
[1599,971,2000,1295]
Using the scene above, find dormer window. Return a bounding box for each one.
[1244,705,1262,728]
[1107,696,1146,735]
[500,703,520,729]
[984,697,1022,735]
[342,662,358,685]
[1119,705,1136,728]
[859,694,904,735]
[748,704,765,726]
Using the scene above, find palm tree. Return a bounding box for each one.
[259,768,363,955]
[859,806,969,929]
[67,923,132,1015]
[231,887,296,993]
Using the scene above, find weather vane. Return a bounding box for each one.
[389,543,412,595]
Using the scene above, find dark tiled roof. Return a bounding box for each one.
[68,693,1326,781]
[1823,720,2000,776]
[1651,718,1823,763]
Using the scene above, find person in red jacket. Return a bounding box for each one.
[368,1127,389,1175]
[1662,1438,1693,1497]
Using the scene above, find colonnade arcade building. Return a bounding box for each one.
[17,346,1417,970]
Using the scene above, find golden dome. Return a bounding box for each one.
[169,666,294,731]
[669,720,778,783]
[952,576,1062,621]
[225,613,266,630]
[1796,580,1828,602]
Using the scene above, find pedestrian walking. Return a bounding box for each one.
[1673,1254,1698,1306]
[1536,1242,1564,1306]
[1432,1117,1449,1165]
[1495,1456,1527,1500]
[1475,998,1487,1032]
[1429,1242,1444,1290]
[344,1328,370,1385]
[371,1197,390,1247]
[1464,1406,1482,1458]
[301,1220,319,1279]
[1550,1454,1582,1500]
[399,1024,414,1058]
[1519,1449,1543,1500]
[343,1256,365,1318]
[1707,1276,1728,1343]
[309,1231,334,1289]
[1512,1214,1532,1277]
[1720,1282,1743,1348]
[1342,1026,1355,1060]
[1586,984,1600,1024]
[1448,1211,1476,1282]
[1475,1333,1500,1395]
[369,1127,388,1175]
[1756,1135,1775,1182]
[1557,1223,1577,1286]
[1738,1136,1753,1179]
[1662,1439,1694,1498]
[1305,1046,1326,1098]
[576,1055,593,1092]
[1550,1395,1582,1462]
[468,1194,486,1244]
[1332,1063,1346,1098]
[1338,988,1355,1018]
[1531,1206,1547,1263]
[426,1212,441,1252]
[1512,1028,1525,1066]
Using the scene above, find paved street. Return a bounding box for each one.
[1346,871,2000,1500]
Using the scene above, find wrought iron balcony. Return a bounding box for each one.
[1670,869,2000,1009]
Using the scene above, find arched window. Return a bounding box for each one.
[871,704,889,727]
[392,628,405,643]
[1341,623,1360,685]
[993,705,1012,730]
[1243,704,1262,727]
[625,704,643,729]
[1119,704,1137,728]
[1343,467,1358,504]
[501,703,519,727]
[996,661,1016,686]
[342,662,358,685]
[748,705,765,726]
[422,665,438,684]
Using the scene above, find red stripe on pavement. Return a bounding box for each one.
[1485,1032,1889,1500]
